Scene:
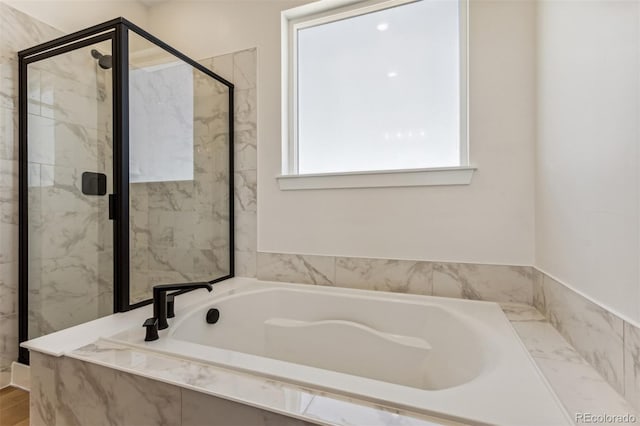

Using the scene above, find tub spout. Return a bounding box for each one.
[148,282,213,332]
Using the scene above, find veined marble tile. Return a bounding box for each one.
[0,158,18,225]
[235,211,257,278]
[0,59,17,110]
[335,257,432,295]
[0,5,59,52]
[0,313,17,366]
[39,165,101,214]
[36,211,100,259]
[0,359,10,389]
[432,263,533,304]
[513,321,637,421]
[0,222,18,264]
[147,180,195,212]
[147,246,194,274]
[52,120,103,170]
[535,357,637,421]
[0,3,62,61]
[233,48,257,91]
[257,252,335,286]
[235,88,257,132]
[148,210,197,249]
[499,302,545,322]
[235,127,257,172]
[27,114,55,165]
[236,248,257,279]
[182,388,316,426]
[532,268,546,316]
[72,342,149,368]
[39,262,104,333]
[0,107,17,160]
[39,354,181,426]
[30,352,59,426]
[72,340,317,415]
[542,274,624,394]
[303,394,446,426]
[513,321,586,364]
[0,261,17,316]
[211,53,234,83]
[624,321,640,412]
[235,170,257,213]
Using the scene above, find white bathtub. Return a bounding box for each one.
[108,279,570,425]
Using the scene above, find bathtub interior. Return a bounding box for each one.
[168,288,494,390]
[103,280,571,425]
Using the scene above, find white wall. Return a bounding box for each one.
[4,0,149,32]
[148,0,537,266]
[536,0,640,322]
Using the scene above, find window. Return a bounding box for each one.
[280,0,473,190]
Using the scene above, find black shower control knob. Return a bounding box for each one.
[206,308,220,324]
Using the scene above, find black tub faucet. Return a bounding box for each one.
[143,282,212,341]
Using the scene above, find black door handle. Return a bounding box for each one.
[109,194,116,220]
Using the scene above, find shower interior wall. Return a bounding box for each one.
[26,40,115,339]
[1,2,66,386]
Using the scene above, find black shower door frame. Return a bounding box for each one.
[17,18,235,364]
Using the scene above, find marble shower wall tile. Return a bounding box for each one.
[235,211,257,278]
[0,261,17,317]
[0,3,61,61]
[0,107,17,160]
[257,252,335,286]
[335,257,432,295]
[624,321,640,412]
[0,2,65,380]
[540,273,625,395]
[207,48,257,277]
[432,262,533,304]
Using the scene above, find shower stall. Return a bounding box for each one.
[17,18,234,363]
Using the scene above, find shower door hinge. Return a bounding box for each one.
[109,194,116,220]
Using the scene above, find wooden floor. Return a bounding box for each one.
[0,387,29,426]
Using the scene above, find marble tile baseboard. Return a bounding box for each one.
[534,269,640,413]
[256,252,533,304]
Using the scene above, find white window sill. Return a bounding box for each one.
[277,166,476,190]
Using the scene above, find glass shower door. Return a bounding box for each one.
[25,37,114,339]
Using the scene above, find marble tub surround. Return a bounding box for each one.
[533,270,637,409]
[92,280,572,425]
[23,277,572,425]
[257,252,533,304]
[512,321,638,421]
[335,257,432,295]
[0,2,65,387]
[625,323,640,412]
[432,262,532,304]
[30,351,182,426]
[35,341,456,426]
[257,252,335,286]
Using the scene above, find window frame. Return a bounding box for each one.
[280,0,472,189]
